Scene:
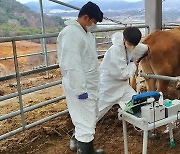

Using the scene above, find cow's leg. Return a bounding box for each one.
[145,78,156,91]
[157,80,170,98]
[130,75,137,91]
[141,57,156,91]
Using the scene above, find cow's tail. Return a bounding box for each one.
[137,46,150,63]
[139,46,155,76]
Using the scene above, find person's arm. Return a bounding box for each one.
[131,43,148,60]
[106,46,137,80]
[57,30,87,96]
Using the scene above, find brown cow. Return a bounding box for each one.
[132,27,180,97]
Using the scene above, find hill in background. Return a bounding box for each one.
[0,0,64,37]
[25,0,180,23]
[0,0,179,37]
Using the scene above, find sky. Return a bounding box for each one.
[16,0,142,4]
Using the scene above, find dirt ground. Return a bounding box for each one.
[0,41,180,154]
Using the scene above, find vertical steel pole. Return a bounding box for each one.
[145,0,162,34]
[142,130,148,154]
[108,31,110,49]
[122,119,128,154]
[12,40,26,130]
[39,0,49,78]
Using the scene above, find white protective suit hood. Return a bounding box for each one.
[111,32,149,60]
[111,32,124,46]
[64,20,84,31]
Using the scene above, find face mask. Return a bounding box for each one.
[125,42,135,51]
[87,23,97,32]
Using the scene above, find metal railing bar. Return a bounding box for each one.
[0,95,66,121]
[93,25,149,33]
[0,52,42,61]
[0,127,23,141]
[0,50,57,61]
[0,109,69,140]
[12,41,26,130]
[0,26,148,43]
[0,53,105,82]
[96,37,111,39]
[0,80,62,102]
[97,41,112,45]
[162,23,180,26]
[0,47,105,62]
[0,47,104,61]
[0,64,59,81]
[140,73,180,82]
[0,33,58,43]
[162,26,179,29]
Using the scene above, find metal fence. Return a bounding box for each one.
[0,24,150,140]
[0,0,179,141]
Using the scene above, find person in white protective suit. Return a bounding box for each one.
[57,2,104,154]
[97,27,149,122]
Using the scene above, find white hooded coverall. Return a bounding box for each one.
[97,32,148,121]
[57,20,99,142]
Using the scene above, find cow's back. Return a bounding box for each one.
[142,27,180,76]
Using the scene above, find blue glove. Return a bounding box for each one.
[78,93,88,99]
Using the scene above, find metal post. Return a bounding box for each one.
[39,0,49,78]
[122,119,128,154]
[145,0,162,34]
[12,40,26,130]
[108,31,111,49]
[142,130,148,154]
